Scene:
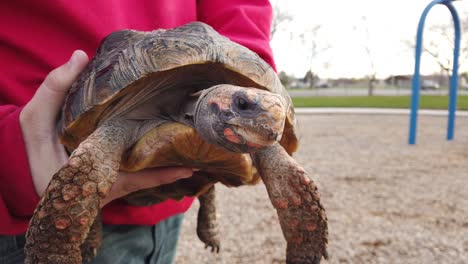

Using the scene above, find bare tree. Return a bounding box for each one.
[404,17,468,87]
[270,3,293,40]
[356,16,377,96]
[423,22,468,84]
[299,25,331,87]
[278,71,292,87]
[270,2,330,86]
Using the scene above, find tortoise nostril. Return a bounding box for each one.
[269,132,279,141]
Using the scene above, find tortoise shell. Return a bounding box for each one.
[58,22,298,203]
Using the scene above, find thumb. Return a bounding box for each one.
[26,50,89,128]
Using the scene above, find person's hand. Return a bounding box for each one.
[100,168,194,206]
[20,50,194,207]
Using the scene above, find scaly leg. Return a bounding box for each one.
[80,212,103,262]
[196,185,220,253]
[252,144,328,264]
[25,121,133,264]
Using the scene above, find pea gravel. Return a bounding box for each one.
[175,114,468,264]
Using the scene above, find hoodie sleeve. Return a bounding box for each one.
[0,105,41,234]
[197,0,276,70]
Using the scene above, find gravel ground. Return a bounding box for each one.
[175,114,468,264]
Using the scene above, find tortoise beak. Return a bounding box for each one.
[226,113,285,147]
[224,90,286,148]
[193,84,287,153]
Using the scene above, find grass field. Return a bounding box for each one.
[292,95,468,110]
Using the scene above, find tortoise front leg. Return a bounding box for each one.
[252,144,328,264]
[25,121,132,264]
[196,185,220,253]
[80,212,103,262]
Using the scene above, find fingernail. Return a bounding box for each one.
[67,51,79,68]
[192,168,201,172]
[68,50,87,70]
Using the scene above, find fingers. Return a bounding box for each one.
[23,50,89,130]
[101,167,195,207]
[119,167,194,194]
[19,50,89,196]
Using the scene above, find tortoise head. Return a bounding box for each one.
[194,84,286,153]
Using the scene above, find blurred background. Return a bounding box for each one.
[269,0,468,107]
[176,1,468,263]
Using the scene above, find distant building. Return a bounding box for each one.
[289,78,309,89]
[385,74,450,88]
[332,78,359,87]
[385,75,412,88]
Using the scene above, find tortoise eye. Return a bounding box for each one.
[235,96,258,112]
[236,97,249,110]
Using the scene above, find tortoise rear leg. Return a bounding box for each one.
[81,212,103,262]
[196,185,220,253]
[252,143,328,264]
[25,120,133,264]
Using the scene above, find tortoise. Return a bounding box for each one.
[25,22,328,264]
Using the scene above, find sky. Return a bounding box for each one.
[270,0,468,79]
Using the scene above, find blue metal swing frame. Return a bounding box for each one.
[409,0,461,144]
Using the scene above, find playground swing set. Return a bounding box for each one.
[409,0,462,144]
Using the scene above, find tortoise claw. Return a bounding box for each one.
[197,185,221,254]
[286,255,321,264]
[81,247,98,263]
[204,243,220,253]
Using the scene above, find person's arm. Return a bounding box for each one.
[0,50,195,234]
[197,0,276,69]
[0,105,41,234]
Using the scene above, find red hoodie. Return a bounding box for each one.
[0,0,275,235]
